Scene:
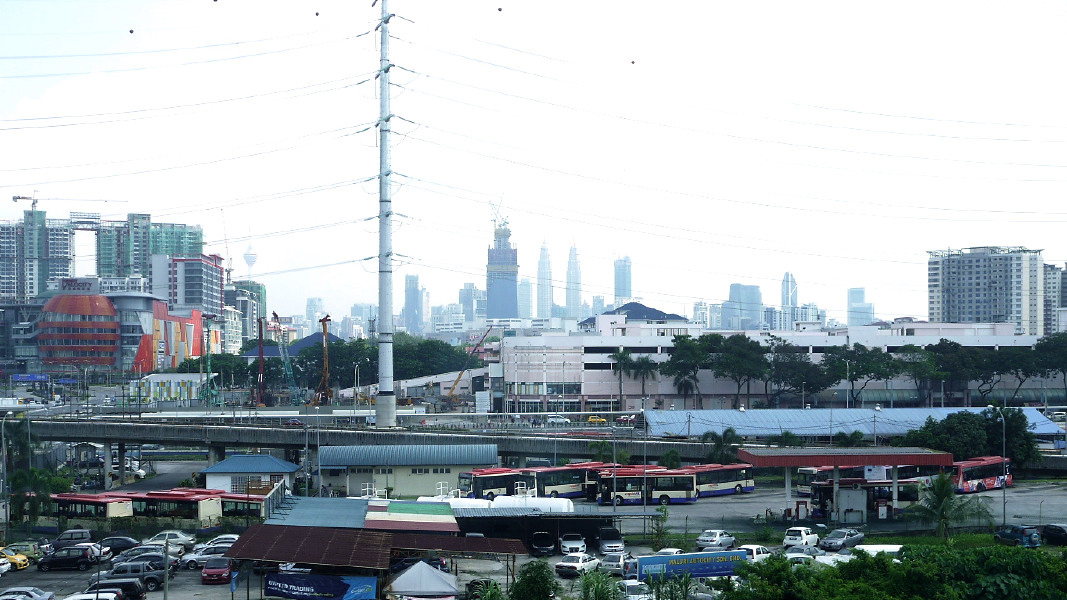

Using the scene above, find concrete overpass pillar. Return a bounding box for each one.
[208,445,226,466]
[117,442,127,486]
[104,441,115,490]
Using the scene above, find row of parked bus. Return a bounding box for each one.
[458,462,755,506]
[794,455,1012,498]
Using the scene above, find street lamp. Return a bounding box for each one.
[988,405,1008,526]
[844,360,852,408]
[873,404,881,446]
[1,410,12,543]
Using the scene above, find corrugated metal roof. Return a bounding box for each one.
[645,407,1062,438]
[391,532,527,555]
[226,524,392,569]
[201,453,301,474]
[265,497,369,529]
[320,444,498,467]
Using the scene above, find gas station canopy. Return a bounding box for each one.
[738,446,954,468]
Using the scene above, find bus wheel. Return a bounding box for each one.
[659,495,670,506]
[614,496,624,506]
[735,485,743,494]
[486,492,495,501]
[550,491,559,498]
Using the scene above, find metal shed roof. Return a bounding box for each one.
[320,444,498,467]
[226,523,392,570]
[645,407,1062,438]
[201,453,301,474]
[738,446,953,468]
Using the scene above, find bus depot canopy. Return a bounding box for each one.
[738,447,954,468]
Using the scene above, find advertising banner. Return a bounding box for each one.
[264,573,376,600]
[637,551,747,580]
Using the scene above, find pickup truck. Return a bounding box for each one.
[89,560,175,591]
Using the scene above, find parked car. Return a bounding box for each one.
[782,527,819,548]
[119,552,180,573]
[600,552,634,576]
[616,579,651,600]
[115,546,180,565]
[615,415,636,426]
[3,543,45,564]
[74,543,111,564]
[98,538,140,556]
[818,528,865,551]
[545,415,571,425]
[141,531,195,551]
[554,553,600,577]
[737,545,772,563]
[1042,523,1067,545]
[597,527,625,555]
[88,561,173,592]
[284,419,306,428]
[558,534,586,554]
[200,558,233,584]
[654,548,683,555]
[783,544,826,558]
[994,525,1042,548]
[695,529,736,550]
[586,416,607,425]
[134,543,183,558]
[62,595,118,600]
[38,547,92,571]
[83,579,146,600]
[0,588,55,600]
[530,532,556,557]
[181,545,232,570]
[52,530,92,551]
[0,549,30,570]
[0,557,10,575]
[192,535,239,553]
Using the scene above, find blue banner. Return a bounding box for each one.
[637,551,747,580]
[264,573,376,600]
[11,374,48,382]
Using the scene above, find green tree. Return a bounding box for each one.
[509,560,560,600]
[469,581,504,600]
[998,346,1041,405]
[984,406,1042,468]
[701,427,743,464]
[895,344,941,407]
[767,430,805,447]
[927,339,978,405]
[588,441,629,465]
[659,449,682,469]
[823,343,899,406]
[893,413,989,460]
[8,467,59,525]
[238,338,277,355]
[630,356,659,408]
[833,430,867,447]
[659,335,715,409]
[1036,332,1067,403]
[766,337,827,407]
[905,472,993,538]
[575,569,616,600]
[609,349,635,404]
[710,335,767,409]
[970,347,1005,405]
[649,504,672,550]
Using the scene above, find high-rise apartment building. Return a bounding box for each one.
[727,284,763,330]
[592,295,605,316]
[486,221,518,319]
[847,288,875,326]
[518,278,533,319]
[565,245,581,320]
[614,257,632,304]
[1044,264,1062,336]
[537,244,552,318]
[149,254,225,317]
[928,246,1045,335]
[403,274,423,334]
[0,210,74,302]
[97,213,203,278]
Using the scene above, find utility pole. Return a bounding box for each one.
[375,0,397,428]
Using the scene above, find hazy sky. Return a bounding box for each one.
[4,1,1067,322]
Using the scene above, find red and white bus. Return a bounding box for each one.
[558,462,622,501]
[684,463,755,497]
[458,468,535,500]
[596,467,696,506]
[952,456,1011,493]
[518,466,584,498]
[795,466,866,497]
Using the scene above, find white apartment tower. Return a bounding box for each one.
[928,246,1045,335]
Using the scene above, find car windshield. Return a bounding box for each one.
[560,556,580,564]
[1,549,14,557]
[786,529,804,536]
[628,583,651,594]
[826,531,845,539]
[562,534,582,541]
[204,558,229,569]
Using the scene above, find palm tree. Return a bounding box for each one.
[673,374,694,409]
[833,430,867,448]
[9,468,55,525]
[701,427,744,464]
[609,349,635,406]
[630,356,658,409]
[905,472,993,538]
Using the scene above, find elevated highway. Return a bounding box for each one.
[31,419,709,465]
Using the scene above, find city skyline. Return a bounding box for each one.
[4,2,1066,321]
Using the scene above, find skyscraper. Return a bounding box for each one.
[97,213,203,278]
[518,278,533,319]
[404,274,423,334]
[614,257,632,305]
[306,297,326,323]
[537,244,553,318]
[928,246,1044,335]
[486,220,518,319]
[728,283,763,330]
[846,288,875,326]
[565,245,581,320]
[781,272,798,329]
[0,209,73,302]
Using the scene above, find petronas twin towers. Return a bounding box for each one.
[537,243,582,319]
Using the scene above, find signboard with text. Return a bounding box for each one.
[637,551,747,580]
[263,573,376,600]
[12,374,48,382]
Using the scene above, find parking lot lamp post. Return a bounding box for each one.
[988,405,1008,526]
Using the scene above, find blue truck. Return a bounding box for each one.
[636,551,748,580]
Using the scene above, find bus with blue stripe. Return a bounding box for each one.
[597,467,698,506]
[684,463,755,497]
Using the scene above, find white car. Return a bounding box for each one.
[193,535,240,553]
[616,580,651,600]
[558,534,586,554]
[546,415,571,425]
[695,529,736,549]
[180,544,232,569]
[737,544,772,562]
[74,543,111,563]
[554,553,600,576]
[0,557,10,574]
[655,548,683,555]
[143,531,195,551]
[782,527,819,548]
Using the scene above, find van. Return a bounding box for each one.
[597,527,625,555]
[84,579,147,600]
[52,529,92,551]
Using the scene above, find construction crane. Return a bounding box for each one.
[314,315,332,406]
[273,312,303,406]
[443,327,492,410]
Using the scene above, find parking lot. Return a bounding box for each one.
[0,563,240,600]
